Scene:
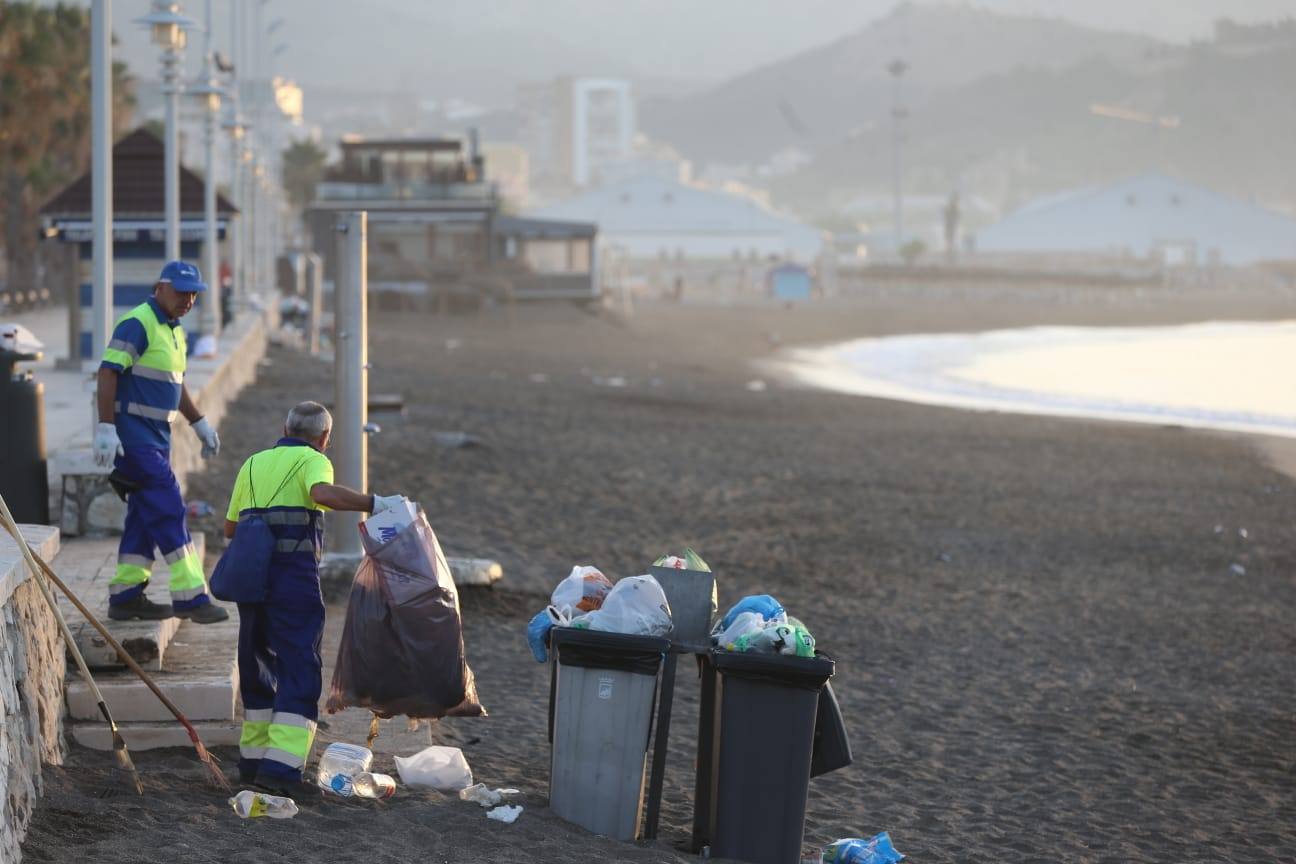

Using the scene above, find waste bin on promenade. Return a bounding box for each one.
[549,627,669,841]
[0,344,49,524]
[700,650,835,864]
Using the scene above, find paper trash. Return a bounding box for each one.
[361,496,420,544]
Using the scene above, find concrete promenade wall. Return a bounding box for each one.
[0,527,64,864]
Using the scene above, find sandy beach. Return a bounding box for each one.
[23,290,1296,863]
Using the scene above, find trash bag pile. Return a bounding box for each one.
[527,565,673,662]
[327,507,485,718]
[711,593,816,658]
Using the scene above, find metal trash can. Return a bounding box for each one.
[649,565,716,650]
[703,650,835,864]
[0,343,49,524]
[549,627,669,841]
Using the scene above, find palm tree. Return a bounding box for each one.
[0,3,134,305]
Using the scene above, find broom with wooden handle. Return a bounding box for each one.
[0,493,143,795]
[0,493,230,792]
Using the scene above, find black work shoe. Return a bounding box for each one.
[175,603,230,624]
[108,595,175,621]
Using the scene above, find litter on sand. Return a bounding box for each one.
[821,832,904,864]
[459,783,521,808]
[230,789,298,820]
[395,745,474,791]
[486,804,523,824]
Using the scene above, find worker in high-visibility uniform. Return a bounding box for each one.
[94,260,228,624]
[224,400,402,793]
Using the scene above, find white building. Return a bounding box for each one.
[977,175,1296,266]
[520,77,635,192]
[529,174,827,300]
[531,174,823,261]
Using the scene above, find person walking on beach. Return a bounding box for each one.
[223,401,403,794]
[94,260,227,624]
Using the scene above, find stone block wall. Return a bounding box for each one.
[0,527,65,864]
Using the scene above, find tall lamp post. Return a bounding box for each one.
[136,2,197,262]
[90,0,113,363]
[190,0,226,341]
[887,58,908,256]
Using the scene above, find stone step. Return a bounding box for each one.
[67,589,239,722]
[66,671,237,723]
[71,719,241,752]
[55,533,207,670]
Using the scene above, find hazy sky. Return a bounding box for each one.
[95,0,1296,97]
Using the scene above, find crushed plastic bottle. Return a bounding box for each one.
[316,742,374,797]
[230,789,298,819]
[352,772,397,800]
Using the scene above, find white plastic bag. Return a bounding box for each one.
[712,611,766,649]
[394,745,474,791]
[551,565,614,615]
[579,575,672,636]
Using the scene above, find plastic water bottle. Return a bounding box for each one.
[316,742,373,797]
[352,772,397,799]
[229,789,298,819]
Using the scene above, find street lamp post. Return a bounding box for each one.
[192,0,225,341]
[90,0,113,363]
[136,2,197,262]
[887,58,908,256]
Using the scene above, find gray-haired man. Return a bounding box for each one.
[222,401,402,793]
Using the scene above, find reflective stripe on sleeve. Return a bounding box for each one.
[107,338,140,361]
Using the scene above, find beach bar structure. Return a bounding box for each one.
[307,136,598,305]
[39,128,237,363]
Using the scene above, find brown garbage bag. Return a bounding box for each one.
[326,511,485,719]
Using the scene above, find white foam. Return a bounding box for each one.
[777,320,1296,439]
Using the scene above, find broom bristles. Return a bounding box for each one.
[183,721,231,790]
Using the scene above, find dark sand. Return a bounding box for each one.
[24,292,1296,863]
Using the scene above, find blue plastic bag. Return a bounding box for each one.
[718,594,785,632]
[821,833,904,864]
[527,610,554,662]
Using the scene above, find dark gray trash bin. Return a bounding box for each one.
[810,680,852,778]
[648,565,716,650]
[704,650,835,864]
[0,347,48,524]
[549,628,669,841]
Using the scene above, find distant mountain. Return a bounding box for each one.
[640,2,1159,164]
[769,19,1296,218]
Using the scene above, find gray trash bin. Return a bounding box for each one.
[549,627,668,841]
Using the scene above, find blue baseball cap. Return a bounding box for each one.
[157,260,207,293]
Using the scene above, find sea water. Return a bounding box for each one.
[781,320,1296,439]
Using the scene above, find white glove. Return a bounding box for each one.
[371,494,404,514]
[94,422,123,467]
[192,416,220,458]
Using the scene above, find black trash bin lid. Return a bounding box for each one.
[552,627,670,675]
[711,649,834,691]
